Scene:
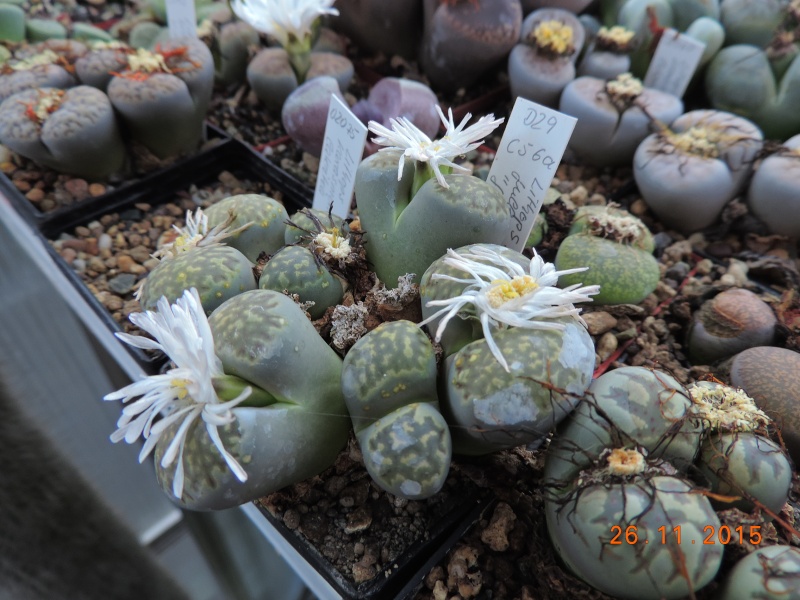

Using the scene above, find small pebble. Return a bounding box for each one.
[64,178,90,201]
[582,311,618,336]
[88,183,106,197]
[108,273,138,295]
[26,188,45,203]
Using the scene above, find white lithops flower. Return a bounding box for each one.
[313,230,351,259]
[231,0,338,48]
[104,288,251,499]
[419,246,600,371]
[369,106,504,189]
[152,207,250,261]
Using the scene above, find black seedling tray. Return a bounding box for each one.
[1,122,232,232]
[39,137,313,373]
[255,490,493,600]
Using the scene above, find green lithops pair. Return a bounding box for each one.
[106,288,349,510]
[357,108,511,286]
[544,367,720,600]
[139,195,289,314]
[555,205,660,305]
[689,380,792,514]
[260,208,355,319]
[420,243,599,456]
[341,320,451,499]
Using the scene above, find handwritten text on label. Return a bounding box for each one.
[313,95,368,218]
[487,99,576,251]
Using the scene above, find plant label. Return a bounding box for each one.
[644,29,705,98]
[166,0,198,39]
[488,98,576,252]
[313,95,368,219]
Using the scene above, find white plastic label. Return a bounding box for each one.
[313,95,368,219]
[166,0,198,39]
[643,28,705,98]
[488,98,576,251]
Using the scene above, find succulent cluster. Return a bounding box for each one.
[0,38,214,177]
[545,366,791,600]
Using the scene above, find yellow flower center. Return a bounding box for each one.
[486,276,538,308]
[665,126,723,159]
[533,20,575,56]
[171,378,191,400]
[598,26,635,47]
[605,72,644,102]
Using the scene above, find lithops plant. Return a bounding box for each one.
[544,367,720,599]
[689,381,792,514]
[686,288,777,365]
[419,244,599,455]
[333,0,422,60]
[281,75,345,157]
[259,245,344,319]
[137,208,257,314]
[728,346,800,464]
[546,456,723,600]
[284,207,347,245]
[720,0,787,47]
[74,41,133,90]
[554,205,660,305]
[0,85,126,180]
[203,193,289,262]
[747,134,800,237]
[0,40,86,102]
[559,72,683,167]
[633,109,764,233]
[545,366,704,486]
[508,8,586,107]
[719,545,800,600]
[106,39,215,159]
[577,25,637,79]
[233,0,353,112]
[341,320,451,499]
[106,288,350,510]
[356,108,511,286]
[419,0,522,94]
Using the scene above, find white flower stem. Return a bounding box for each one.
[212,375,276,407]
[286,36,312,82]
[412,162,452,197]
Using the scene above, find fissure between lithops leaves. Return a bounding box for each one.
[662,126,724,159]
[604,73,643,112]
[8,49,61,71]
[21,89,66,124]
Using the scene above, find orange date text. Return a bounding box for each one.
[609,524,762,545]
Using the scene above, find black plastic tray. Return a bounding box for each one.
[39,137,313,373]
[255,491,493,600]
[1,122,232,232]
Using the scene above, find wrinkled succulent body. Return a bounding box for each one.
[341,320,451,499]
[354,153,511,285]
[154,290,350,510]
